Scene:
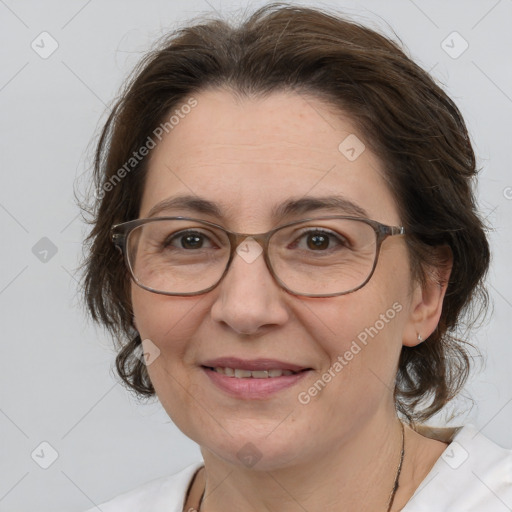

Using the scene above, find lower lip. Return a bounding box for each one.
[202,367,310,400]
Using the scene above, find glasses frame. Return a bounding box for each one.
[111,215,405,298]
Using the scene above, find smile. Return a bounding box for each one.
[200,359,312,399]
[209,367,297,378]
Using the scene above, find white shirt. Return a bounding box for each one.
[85,425,512,512]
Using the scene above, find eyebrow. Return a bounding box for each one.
[146,194,369,220]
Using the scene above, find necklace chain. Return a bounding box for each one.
[196,421,405,512]
[386,420,405,512]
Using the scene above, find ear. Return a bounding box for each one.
[402,246,453,347]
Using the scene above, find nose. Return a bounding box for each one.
[209,237,290,336]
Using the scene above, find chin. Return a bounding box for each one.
[192,418,315,472]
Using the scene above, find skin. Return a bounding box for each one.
[131,89,451,511]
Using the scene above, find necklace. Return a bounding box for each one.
[386,420,405,512]
[196,421,405,512]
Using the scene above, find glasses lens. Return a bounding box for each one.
[269,218,377,296]
[126,219,230,294]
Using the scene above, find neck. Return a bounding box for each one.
[197,412,406,512]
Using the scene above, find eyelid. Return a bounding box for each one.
[170,226,226,246]
[294,226,349,242]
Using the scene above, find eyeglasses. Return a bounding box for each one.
[111,216,405,298]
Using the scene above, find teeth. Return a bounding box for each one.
[212,367,297,378]
[234,369,253,378]
[251,370,269,379]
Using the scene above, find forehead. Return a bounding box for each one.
[140,89,400,227]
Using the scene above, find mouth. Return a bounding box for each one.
[201,357,311,376]
[200,358,312,399]
[204,367,302,378]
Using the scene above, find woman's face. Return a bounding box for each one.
[132,89,424,470]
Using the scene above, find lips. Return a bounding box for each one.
[201,357,312,399]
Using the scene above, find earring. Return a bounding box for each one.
[417,333,424,342]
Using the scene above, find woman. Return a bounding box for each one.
[82,3,511,511]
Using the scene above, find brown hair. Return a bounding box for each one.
[81,3,490,423]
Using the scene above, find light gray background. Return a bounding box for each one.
[0,1,511,511]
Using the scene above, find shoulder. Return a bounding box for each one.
[404,424,512,512]
[83,462,204,512]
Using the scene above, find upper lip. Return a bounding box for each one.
[201,357,310,372]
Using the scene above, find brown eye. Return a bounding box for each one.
[293,229,348,252]
[163,230,215,250]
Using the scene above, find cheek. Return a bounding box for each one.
[131,287,209,434]
[311,295,405,366]
[130,286,200,389]
[303,261,410,383]
[131,286,198,340]
[295,295,406,420]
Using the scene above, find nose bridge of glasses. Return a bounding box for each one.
[227,230,271,254]
[221,230,276,282]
